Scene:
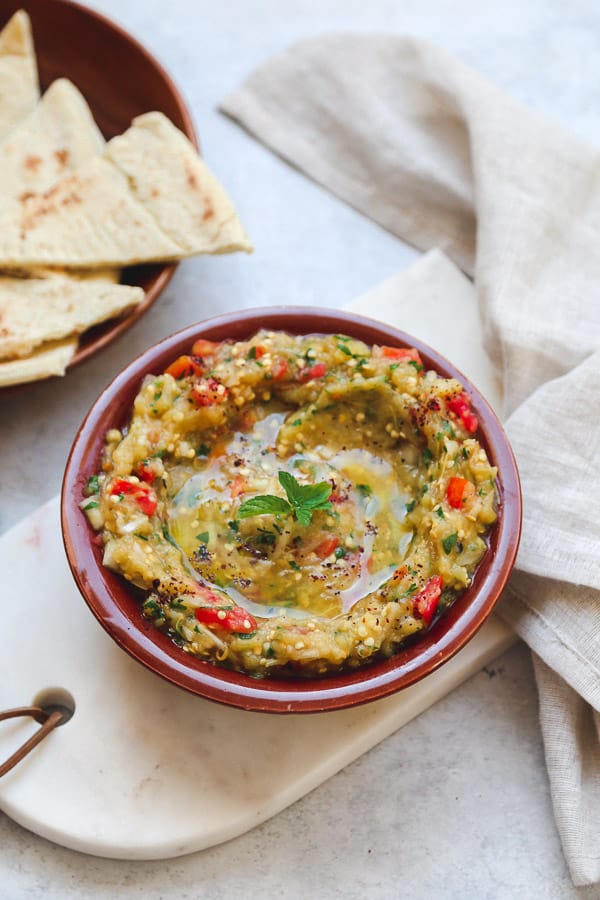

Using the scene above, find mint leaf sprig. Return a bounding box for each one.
[237,470,332,526]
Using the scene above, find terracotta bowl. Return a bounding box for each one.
[61,308,522,713]
[0,0,197,385]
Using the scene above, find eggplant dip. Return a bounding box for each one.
[82,331,498,677]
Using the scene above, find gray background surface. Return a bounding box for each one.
[1,1,598,897]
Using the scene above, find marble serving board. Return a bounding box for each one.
[0,250,516,859]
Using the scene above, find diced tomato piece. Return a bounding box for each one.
[254,345,265,359]
[271,358,289,380]
[329,492,347,504]
[380,346,422,365]
[298,362,327,382]
[446,476,476,509]
[447,392,478,434]
[413,575,443,626]
[110,479,157,516]
[110,478,137,496]
[314,535,340,559]
[165,355,204,379]
[191,377,228,407]
[191,338,220,357]
[135,490,158,516]
[194,605,257,633]
[136,461,155,483]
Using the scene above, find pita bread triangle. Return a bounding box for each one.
[0,276,144,360]
[0,335,77,386]
[0,10,39,140]
[0,78,104,202]
[0,112,252,268]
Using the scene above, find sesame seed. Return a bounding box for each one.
[243,619,252,629]
[364,637,375,647]
[355,412,366,423]
[295,641,305,650]
[217,610,227,620]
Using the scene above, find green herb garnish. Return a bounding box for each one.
[82,499,99,510]
[442,533,458,554]
[238,470,332,526]
[289,559,301,571]
[356,483,373,497]
[196,532,210,544]
[84,475,99,496]
[422,447,434,465]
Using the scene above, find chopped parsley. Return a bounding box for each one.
[84,475,99,496]
[442,533,458,554]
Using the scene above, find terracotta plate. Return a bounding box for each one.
[0,0,197,389]
[62,308,522,714]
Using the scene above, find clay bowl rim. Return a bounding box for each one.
[61,307,522,714]
[0,0,198,394]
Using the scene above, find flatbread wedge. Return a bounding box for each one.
[0,78,103,201]
[0,277,144,360]
[0,77,118,283]
[0,112,252,267]
[0,10,39,140]
[0,336,76,387]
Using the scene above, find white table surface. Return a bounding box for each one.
[0,1,597,897]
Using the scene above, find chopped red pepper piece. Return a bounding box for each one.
[447,392,478,434]
[165,355,204,379]
[413,575,443,626]
[271,358,289,380]
[110,479,158,516]
[446,476,476,509]
[314,535,340,559]
[254,345,265,358]
[379,346,423,365]
[191,377,228,407]
[136,461,156,483]
[194,604,257,633]
[191,338,220,358]
[298,362,327,382]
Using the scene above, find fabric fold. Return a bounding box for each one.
[221,34,600,885]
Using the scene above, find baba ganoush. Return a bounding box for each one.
[82,330,498,677]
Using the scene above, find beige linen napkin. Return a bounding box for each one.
[221,36,600,885]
